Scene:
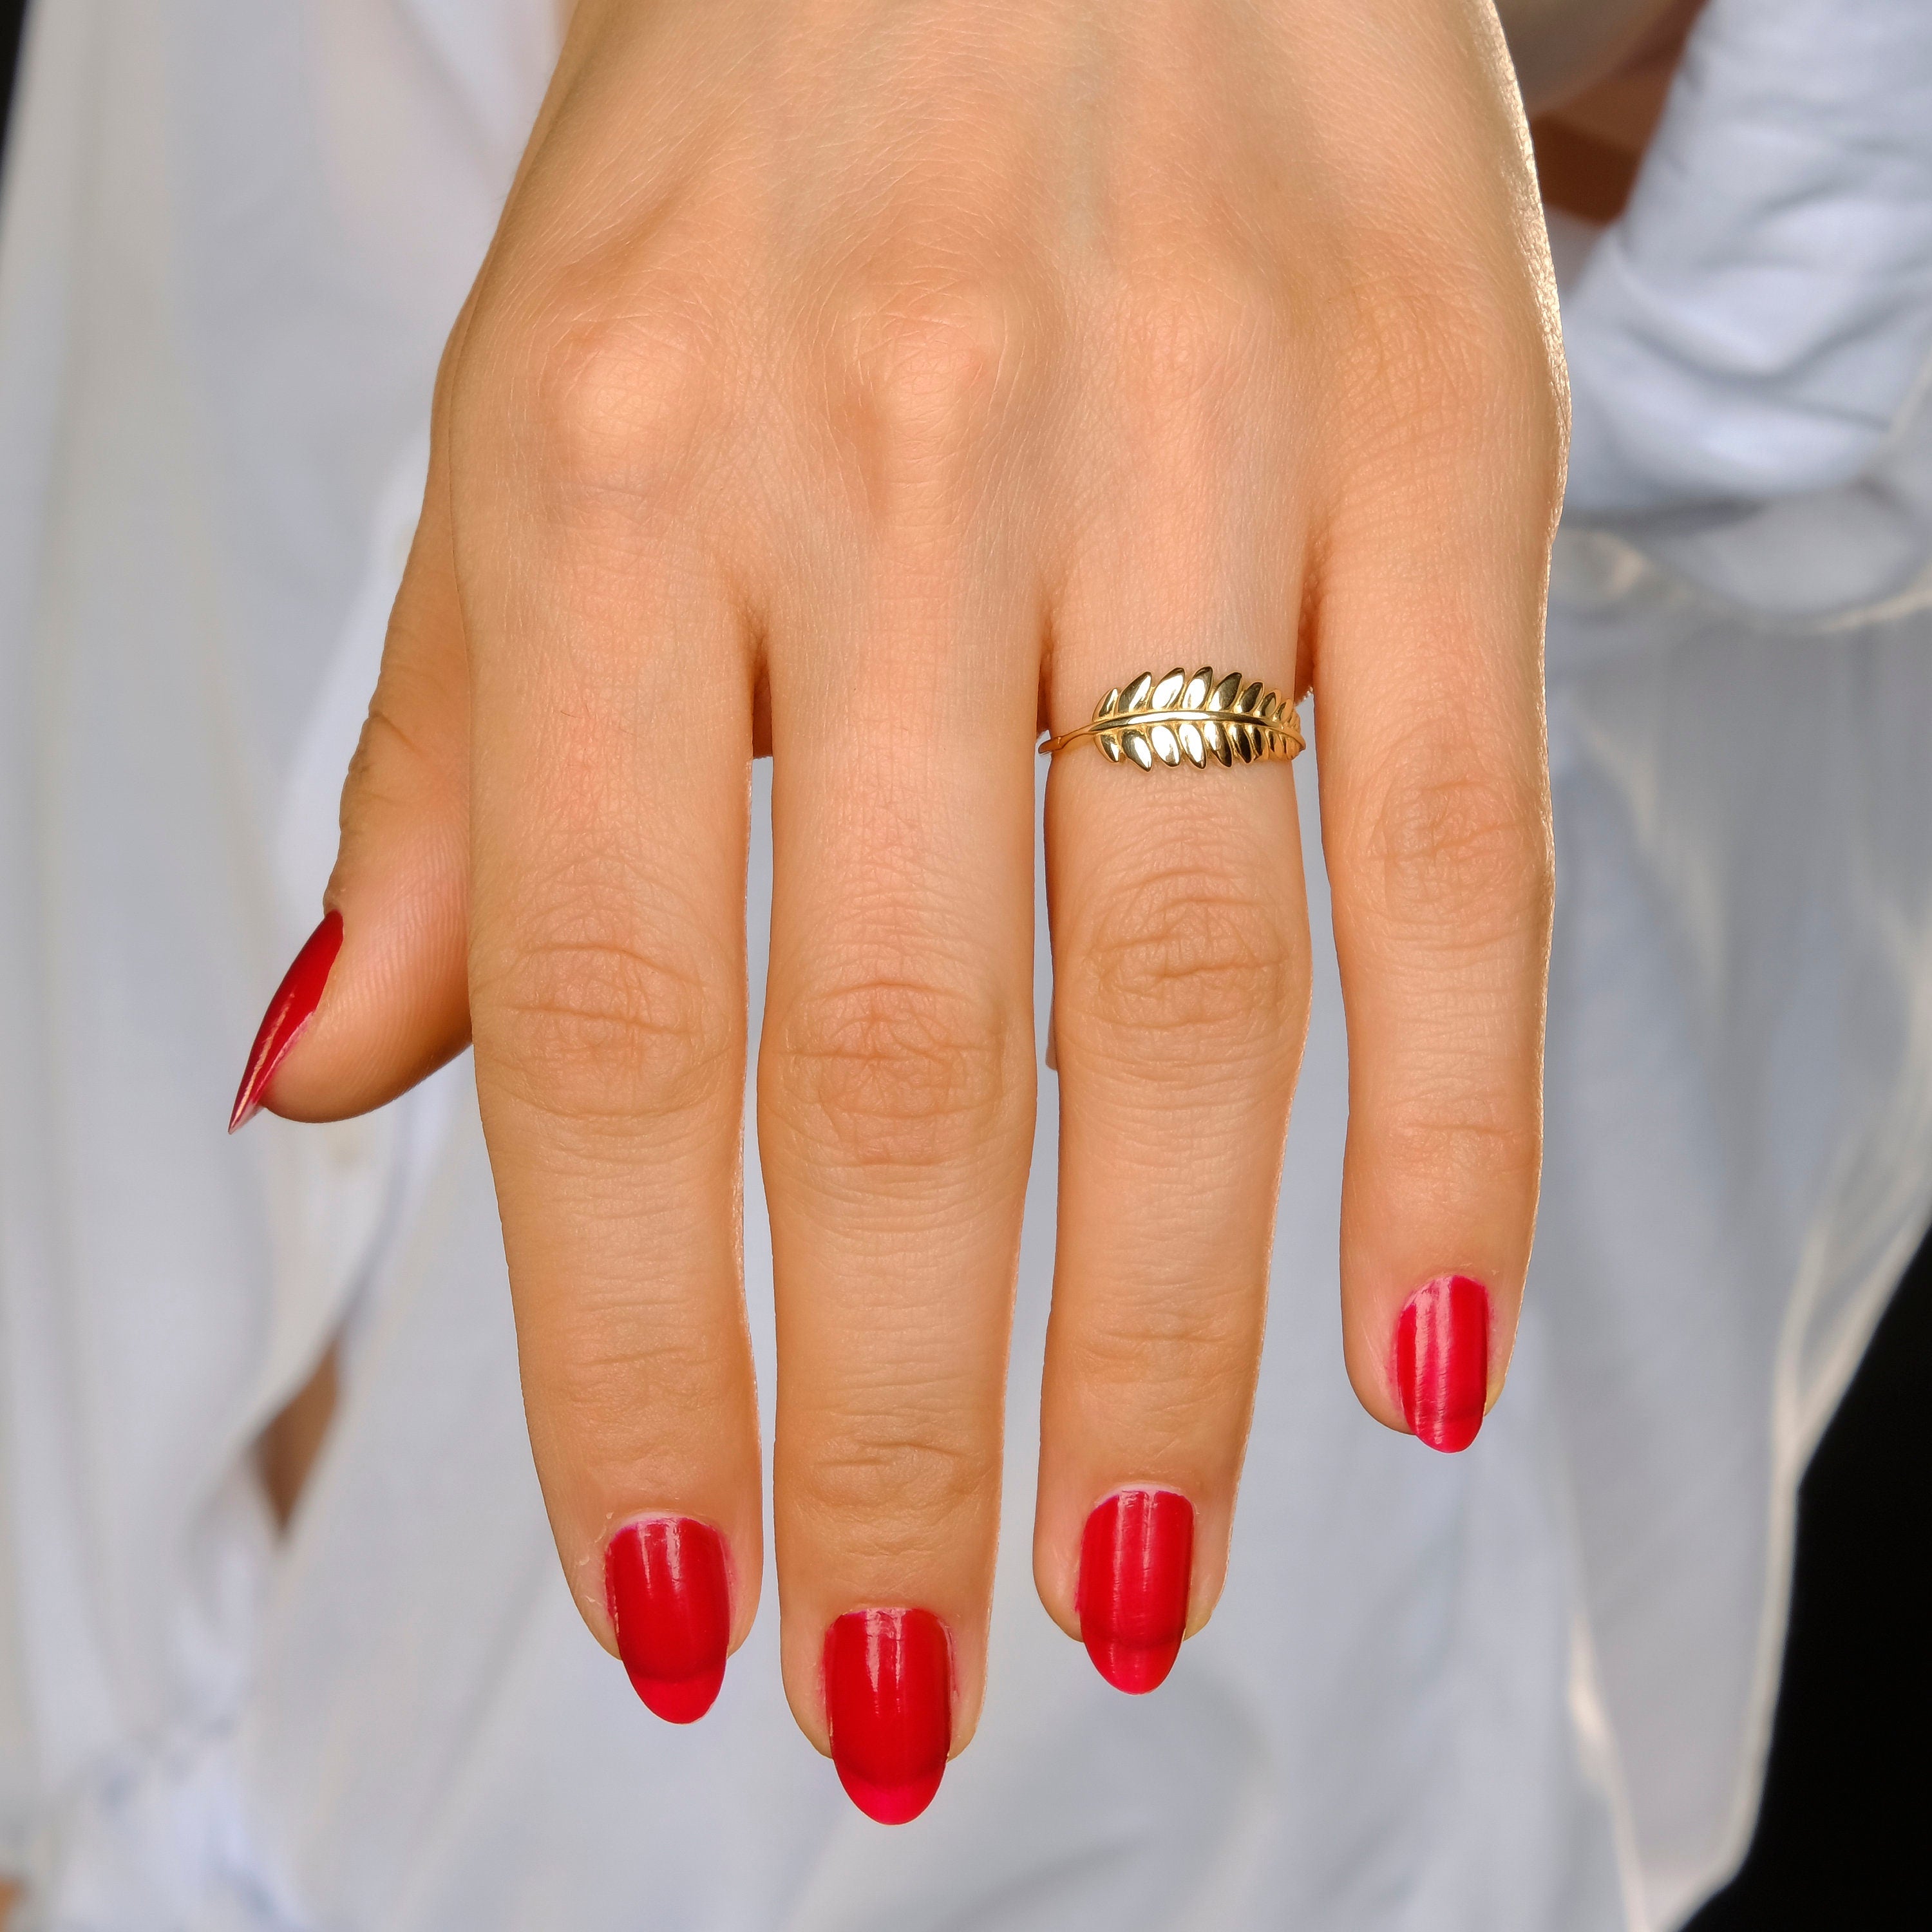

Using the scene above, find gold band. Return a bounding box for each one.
[1041,667,1303,770]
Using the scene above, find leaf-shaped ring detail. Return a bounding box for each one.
[1039,667,1304,770]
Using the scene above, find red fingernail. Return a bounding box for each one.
[229,911,344,1132]
[1077,1488,1195,1694]
[1395,1274,1491,1452]
[824,1607,951,1824]
[603,1517,731,1723]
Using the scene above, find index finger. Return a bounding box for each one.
[453,292,766,1716]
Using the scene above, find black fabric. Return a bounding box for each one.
[1689,1226,1932,1928]
[0,0,24,165]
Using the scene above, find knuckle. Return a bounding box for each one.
[479,930,737,1127]
[508,293,723,498]
[1413,309,1552,431]
[1066,1299,1254,1409]
[544,1333,712,1454]
[1338,269,1567,480]
[1456,321,1569,493]
[793,1416,989,1543]
[1368,746,1553,941]
[342,623,464,798]
[1117,270,1277,410]
[826,278,1030,495]
[1063,865,1303,1054]
[341,691,437,822]
[763,969,1019,1170]
[1378,1100,1542,1201]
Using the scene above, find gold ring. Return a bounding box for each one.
[1041,667,1303,770]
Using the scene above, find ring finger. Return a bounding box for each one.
[759,551,1039,1821]
[1036,486,1312,1690]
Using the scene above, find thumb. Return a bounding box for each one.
[230,456,471,1130]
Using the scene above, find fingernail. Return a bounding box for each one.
[229,911,344,1132]
[1395,1274,1491,1452]
[1077,1488,1195,1693]
[603,1517,731,1723]
[824,1607,951,1824]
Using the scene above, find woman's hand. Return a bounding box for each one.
[238,0,1561,1816]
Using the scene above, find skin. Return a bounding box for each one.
[265,0,1564,1765]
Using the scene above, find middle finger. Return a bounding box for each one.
[758,521,1039,1822]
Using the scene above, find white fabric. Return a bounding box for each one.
[1561,0,1932,617]
[1,2,1928,1929]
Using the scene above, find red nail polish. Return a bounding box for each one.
[229,911,344,1132]
[1077,1488,1195,1694]
[603,1517,732,1723]
[823,1607,951,1824]
[1395,1274,1491,1452]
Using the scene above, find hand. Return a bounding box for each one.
[239,0,1561,1816]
